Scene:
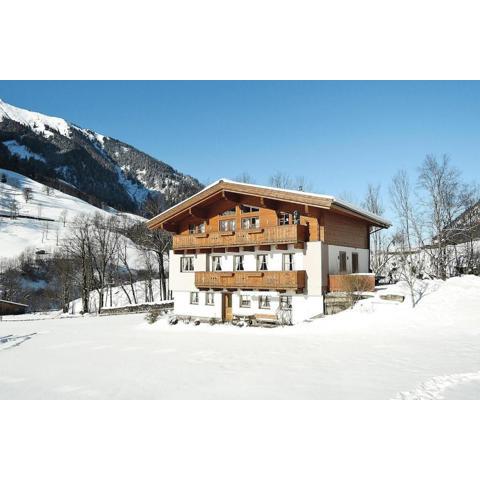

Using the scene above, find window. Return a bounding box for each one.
[198,222,206,233]
[280,295,292,310]
[180,256,194,272]
[257,254,268,271]
[259,295,270,309]
[219,219,236,231]
[240,205,259,213]
[278,212,290,225]
[190,292,199,304]
[241,217,260,229]
[211,256,222,271]
[188,224,195,234]
[282,253,294,271]
[234,255,244,271]
[240,295,251,308]
[221,208,236,216]
[352,252,359,274]
[339,251,347,273]
[205,292,214,305]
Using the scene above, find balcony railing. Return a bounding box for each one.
[173,224,308,250]
[195,270,306,290]
[328,274,375,292]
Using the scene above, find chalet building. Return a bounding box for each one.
[0,299,28,316]
[147,180,390,323]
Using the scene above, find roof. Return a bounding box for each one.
[0,299,29,307]
[147,178,391,229]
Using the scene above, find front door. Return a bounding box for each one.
[222,293,233,321]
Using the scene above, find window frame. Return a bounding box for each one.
[258,295,271,309]
[240,204,259,213]
[205,292,215,306]
[278,212,291,226]
[219,219,236,232]
[221,207,236,216]
[240,295,251,308]
[233,255,244,271]
[180,256,194,272]
[211,255,222,272]
[190,292,199,305]
[282,253,294,271]
[279,295,292,310]
[257,254,268,271]
[241,216,260,230]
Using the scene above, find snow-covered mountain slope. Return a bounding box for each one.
[0,168,142,263]
[0,98,202,214]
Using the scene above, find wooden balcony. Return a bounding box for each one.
[195,270,306,291]
[173,224,308,251]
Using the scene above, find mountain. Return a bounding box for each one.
[0,99,202,215]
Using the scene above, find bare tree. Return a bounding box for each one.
[64,214,94,313]
[269,172,294,189]
[390,170,426,307]
[8,196,19,219]
[234,172,256,184]
[363,184,394,278]
[87,214,121,313]
[59,209,68,227]
[417,155,464,280]
[42,185,53,196]
[22,187,33,203]
[130,222,172,301]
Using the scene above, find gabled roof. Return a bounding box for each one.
[146,179,391,229]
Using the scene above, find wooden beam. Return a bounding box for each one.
[222,191,241,203]
[226,247,240,252]
[257,244,271,251]
[260,197,279,210]
[242,246,255,251]
[293,242,304,250]
[189,206,208,219]
[213,247,226,253]
[275,244,288,250]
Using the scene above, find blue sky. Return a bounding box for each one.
[1,81,479,213]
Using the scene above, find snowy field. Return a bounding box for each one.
[1,275,479,399]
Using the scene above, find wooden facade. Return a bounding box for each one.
[173,223,308,251]
[0,300,28,315]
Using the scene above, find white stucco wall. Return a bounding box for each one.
[169,251,207,292]
[304,241,324,295]
[173,289,324,322]
[173,290,223,318]
[327,245,369,274]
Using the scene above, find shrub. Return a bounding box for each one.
[146,309,160,324]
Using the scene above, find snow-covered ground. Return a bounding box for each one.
[0,168,143,264]
[0,275,479,399]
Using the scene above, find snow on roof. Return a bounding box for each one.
[152,178,391,227]
[0,98,71,139]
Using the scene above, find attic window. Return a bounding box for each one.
[221,208,236,216]
[240,205,259,213]
[278,212,290,225]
